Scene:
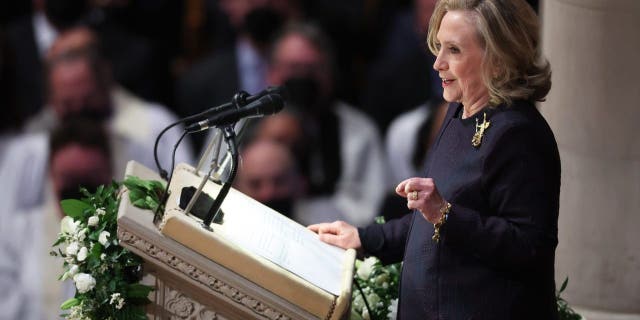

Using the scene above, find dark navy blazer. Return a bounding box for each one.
[360,100,560,320]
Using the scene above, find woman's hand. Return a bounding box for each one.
[396,177,447,224]
[307,221,362,250]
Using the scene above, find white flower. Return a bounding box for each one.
[357,257,377,280]
[68,264,79,276]
[76,228,88,241]
[88,215,99,226]
[362,308,370,320]
[61,216,78,235]
[61,264,80,281]
[73,273,96,293]
[98,231,110,246]
[387,298,398,320]
[66,242,79,256]
[366,292,381,307]
[100,253,106,260]
[353,293,364,311]
[67,305,85,320]
[96,208,106,216]
[109,292,121,304]
[110,293,125,309]
[77,247,88,262]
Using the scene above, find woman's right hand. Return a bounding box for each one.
[307,221,362,250]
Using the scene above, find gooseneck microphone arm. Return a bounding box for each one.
[201,125,239,230]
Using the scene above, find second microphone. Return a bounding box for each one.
[185,94,285,133]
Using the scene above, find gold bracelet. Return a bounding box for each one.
[432,201,452,242]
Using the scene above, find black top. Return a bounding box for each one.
[360,100,560,320]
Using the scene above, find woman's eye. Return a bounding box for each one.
[449,46,460,53]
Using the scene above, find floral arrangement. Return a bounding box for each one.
[51,177,163,319]
[351,256,401,320]
[350,217,401,320]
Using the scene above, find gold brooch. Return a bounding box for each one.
[472,112,490,148]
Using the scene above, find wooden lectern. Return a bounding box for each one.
[116,161,355,319]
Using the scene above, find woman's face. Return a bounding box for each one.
[433,10,488,107]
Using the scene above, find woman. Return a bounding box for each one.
[308,0,560,319]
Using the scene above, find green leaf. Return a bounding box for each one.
[131,198,146,207]
[127,283,154,298]
[60,199,92,218]
[559,276,568,293]
[60,298,80,310]
[52,237,67,247]
[128,188,145,200]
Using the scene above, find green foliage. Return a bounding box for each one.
[122,176,165,213]
[557,277,582,320]
[53,180,156,319]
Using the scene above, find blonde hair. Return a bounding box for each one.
[427,0,551,106]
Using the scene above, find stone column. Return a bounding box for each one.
[540,0,640,319]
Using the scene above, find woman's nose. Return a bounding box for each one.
[433,52,446,71]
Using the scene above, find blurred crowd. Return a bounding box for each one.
[0,0,538,318]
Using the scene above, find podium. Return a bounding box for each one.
[116,161,355,319]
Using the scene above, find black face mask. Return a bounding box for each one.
[45,0,89,30]
[283,76,325,113]
[243,7,284,47]
[61,107,113,123]
[264,197,294,219]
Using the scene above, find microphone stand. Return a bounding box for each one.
[182,92,248,228]
[201,125,239,231]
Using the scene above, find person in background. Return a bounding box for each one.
[26,26,193,177]
[49,118,113,208]
[381,96,448,222]
[175,0,301,153]
[4,0,89,120]
[234,139,305,218]
[263,23,388,227]
[310,0,560,318]
[361,0,441,133]
[0,26,49,320]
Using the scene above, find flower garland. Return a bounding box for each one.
[51,177,163,320]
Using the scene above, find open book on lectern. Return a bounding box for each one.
[158,162,355,319]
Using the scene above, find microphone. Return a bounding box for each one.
[195,86,284,119]
[185,94,284,133]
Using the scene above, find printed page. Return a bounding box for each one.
[215,187,346,296]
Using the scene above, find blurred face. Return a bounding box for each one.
[236,141,300,203]
[267,33,331,96]
[47,28,112,120]
[433,10,488,108]
[254,113,304,151]
[49,59,107,119]
[51,144,112,216]
[218,0,268,29]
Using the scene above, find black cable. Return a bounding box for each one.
[153,131,187,223]
[354,278,376,320]
[153,110,211,180]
